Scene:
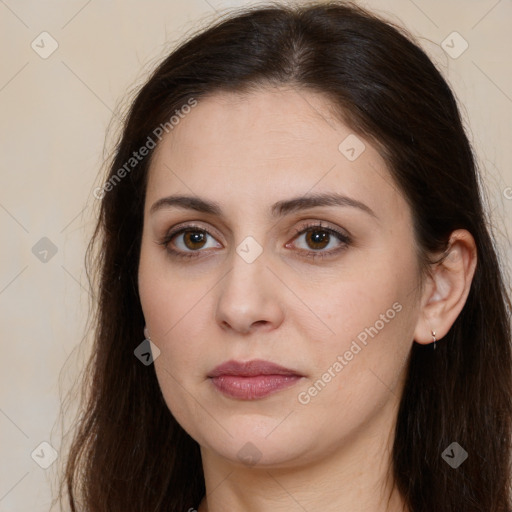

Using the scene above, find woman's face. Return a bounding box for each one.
[138,87,424,468]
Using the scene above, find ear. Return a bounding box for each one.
[413,229,477,346]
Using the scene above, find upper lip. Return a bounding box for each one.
[208,359,302,378]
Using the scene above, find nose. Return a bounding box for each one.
[215,247,285,335]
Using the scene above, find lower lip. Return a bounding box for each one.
[210,374,302,400]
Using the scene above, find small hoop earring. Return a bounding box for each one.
[143,326,150,340]
[431,330,437,350]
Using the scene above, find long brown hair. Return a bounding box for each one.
[58,2,512,510]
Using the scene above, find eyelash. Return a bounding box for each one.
[158,222,352,261]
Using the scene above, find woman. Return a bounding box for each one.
[60,1,512,511]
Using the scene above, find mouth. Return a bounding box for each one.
[208,359,304,400]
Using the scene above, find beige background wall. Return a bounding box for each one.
[0,0,510,510]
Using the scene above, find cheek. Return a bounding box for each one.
[295,252,419,400]
[138,245,201,341]
[139,256,209,436]
[138,251,203,419]
[139,277,206,375]
[304,255,417,348]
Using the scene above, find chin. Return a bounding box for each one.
[200,426,318,469]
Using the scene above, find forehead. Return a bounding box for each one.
[145,87,409,224]
[162,87,349,161]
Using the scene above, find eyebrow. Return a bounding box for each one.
[149,192,377,219]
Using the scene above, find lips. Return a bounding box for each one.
[208,359,304,400]
[208,359,302,378]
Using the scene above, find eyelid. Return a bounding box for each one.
[158,220,352,260]
[291,220,351,241]
[286,221,352,256]
[163,221,223,241]
[160,222,223,254]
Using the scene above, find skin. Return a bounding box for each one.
[137,86,477,512]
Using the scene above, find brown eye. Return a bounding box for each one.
[289,222,352,261]
[159,225,222,259]
[182,230,208,250]
[304,229,331,250]
[159,222,351,262]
